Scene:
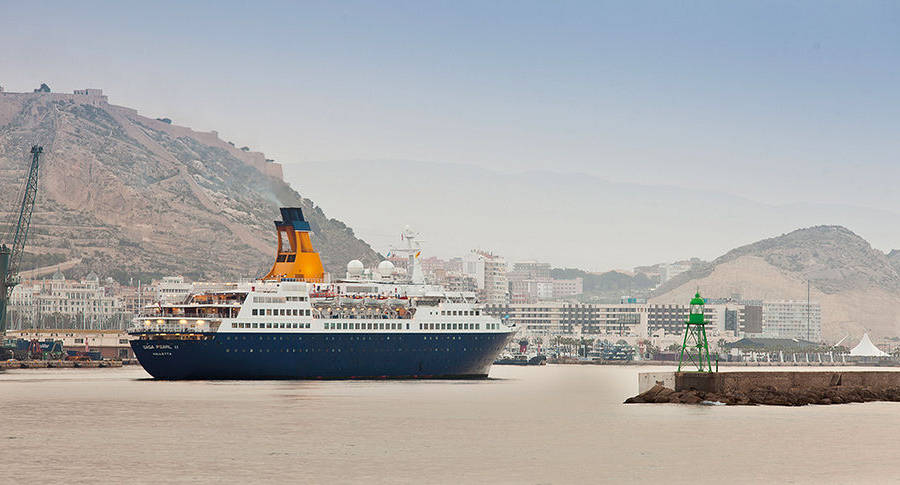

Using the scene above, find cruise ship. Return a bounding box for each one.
[129,208,515,379]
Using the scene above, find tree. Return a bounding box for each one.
[640,339,658,359]
[579,337,594,357]
[34,83,51,93]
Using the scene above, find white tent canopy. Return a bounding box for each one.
[849,333,890,357]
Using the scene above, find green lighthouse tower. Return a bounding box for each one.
[677,291,714,372]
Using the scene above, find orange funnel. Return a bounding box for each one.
[262,207,324,282]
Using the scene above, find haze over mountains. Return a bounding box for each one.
[285,160,900,341]
[0,90,379,281]
[284,160,900,271]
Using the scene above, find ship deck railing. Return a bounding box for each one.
[128,322,220,334]
[314,308,415,320]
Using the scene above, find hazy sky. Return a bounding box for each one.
[3,1,900,209]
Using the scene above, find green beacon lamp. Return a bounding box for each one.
[677,291,714,372]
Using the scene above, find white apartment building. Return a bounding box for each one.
[462,252,486,288]
[761,300,821,341]
[488,302,566,336]
[485,301,728,339]
[464,251,508,305]
[486,297,821,343]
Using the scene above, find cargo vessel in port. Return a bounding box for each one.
[129,208,515,379]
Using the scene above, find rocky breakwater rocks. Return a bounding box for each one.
[625,383,900,406]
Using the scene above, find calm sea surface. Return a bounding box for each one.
[2,364,898,484]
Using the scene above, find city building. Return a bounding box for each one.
[760,300,821,341]
[445,274,478,293]
[464,250,508,305]
[510,261,551,279]
[419,256,448,276]
[419,256,468,287]
[702,297,764,337]
[117,285,157,314]
[485,302,566,335]
[484,301,728,338]
[740,304,763,334]
[508,277,554,304]
[7,271,125,330]
[552,278,583,299]
[506,261,582,303]
[703,296,819,341]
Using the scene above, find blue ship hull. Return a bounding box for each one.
[131,331,512,379]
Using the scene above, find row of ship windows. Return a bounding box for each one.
[327,322,410,330]
[252,308,312,317]
[440,310,480,316]
[218,335,488,341]
[234,322,312,329]
[254,296,308,303]
[222,347,478,353]
[320,322,502,331]
[225,322,505,331]
[420,323,479,330]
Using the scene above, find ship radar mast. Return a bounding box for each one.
[388,226,425,284]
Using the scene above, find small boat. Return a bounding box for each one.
[494,354,529,365]
[494,354,547,366]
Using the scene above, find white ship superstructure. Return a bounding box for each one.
[129,207,514,379]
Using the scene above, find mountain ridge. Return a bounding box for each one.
[650,225,900,341]
[0,90,380,281]
[655,225,900,295]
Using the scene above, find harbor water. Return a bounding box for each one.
[2,365,897,484]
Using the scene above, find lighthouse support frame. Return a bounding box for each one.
[677,291,714,373]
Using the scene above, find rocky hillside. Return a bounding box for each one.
[0,90,380,281]
[652,226,900,341]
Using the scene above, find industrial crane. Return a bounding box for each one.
[0,145,42,332]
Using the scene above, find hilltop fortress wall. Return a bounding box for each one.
[0,88,284,181]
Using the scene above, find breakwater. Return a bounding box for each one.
[627,370,900,406]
